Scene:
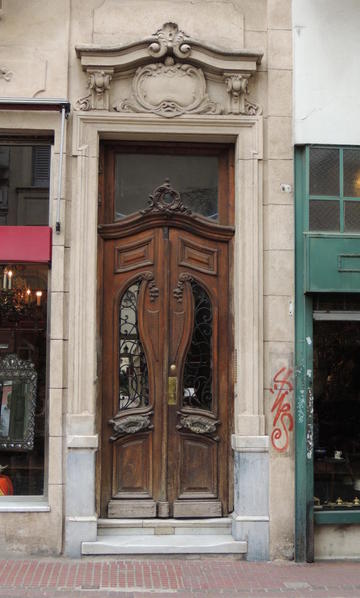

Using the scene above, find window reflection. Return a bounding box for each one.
[115,153,218,221]
[0,145,50,226]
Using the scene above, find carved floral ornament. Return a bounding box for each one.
[109,413,153,441]
[75,23,262,117]
[0,67,13,82]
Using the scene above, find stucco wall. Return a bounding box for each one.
[293,0,360,145]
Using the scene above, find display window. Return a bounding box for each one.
[0,141,51,497]
[313,294,360,511]
[0,263,48,495]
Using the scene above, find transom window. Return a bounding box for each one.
[99,142,234,227]
[308,146,360,233]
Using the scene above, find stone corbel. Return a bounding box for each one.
[224,72,262,116]
[225,73,249,114]
[76,68,114,111]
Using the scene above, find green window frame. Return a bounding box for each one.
[306,145,360,233]
[295,146,360,563]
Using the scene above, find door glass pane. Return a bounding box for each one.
[314,320,360,510]
[345,201,360,232]
[115,153,218,220]
[309,200,340,231]
[344,149,360,197]
[182,281,213,411]
[118,282,149,410]
[310,148,339,196]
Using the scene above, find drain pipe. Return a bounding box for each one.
[55,105,67,234]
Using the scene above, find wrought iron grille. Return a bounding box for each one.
[118,282,149,410]
[182,281,213,411]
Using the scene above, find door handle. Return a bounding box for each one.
[168,364,177,406]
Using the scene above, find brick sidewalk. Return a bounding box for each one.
[0,557,360,597]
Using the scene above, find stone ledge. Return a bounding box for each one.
[232,434,269,452]
[66,515,97,523]
[0,497,50,512]
[232,514,270,522]
[67,434,98,448]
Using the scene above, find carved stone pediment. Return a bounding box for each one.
[75,22,262,116]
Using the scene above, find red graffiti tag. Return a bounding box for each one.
[270,367,294,452]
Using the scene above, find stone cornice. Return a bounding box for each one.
[75,23,262,76]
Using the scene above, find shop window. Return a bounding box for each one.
[0,263,47,495]
[313,294,360,512]
[308,146,360,232]
[0,144,50,226]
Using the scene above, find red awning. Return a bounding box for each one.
[0,226,52,263]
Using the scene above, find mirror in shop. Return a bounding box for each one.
[0,354,37,451]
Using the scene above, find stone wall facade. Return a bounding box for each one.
[0,0,293,559]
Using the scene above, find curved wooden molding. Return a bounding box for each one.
[98,212,234,242]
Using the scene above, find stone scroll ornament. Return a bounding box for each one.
[76,70,113,111]
[0,67,13,82]
[225,73,262,116]
[114,60,221,118]
[113,22,221,117]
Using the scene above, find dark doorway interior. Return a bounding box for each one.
[313,303,360,510]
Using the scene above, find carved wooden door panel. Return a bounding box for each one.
[100,227,165,518]
[166,228,231,517]
[99,180,234,519]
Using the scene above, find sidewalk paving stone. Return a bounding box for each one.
[0,557,360,597]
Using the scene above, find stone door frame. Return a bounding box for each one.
[64,111,268,557]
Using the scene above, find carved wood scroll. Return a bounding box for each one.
[141,179,191,217]
[75,22,262,116]
[176,413,220,441]
[109,413,153,441]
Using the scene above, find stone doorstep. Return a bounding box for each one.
[97,517,232,536]
[81,534,247,555]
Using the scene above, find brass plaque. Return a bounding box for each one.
[167,376,177,405]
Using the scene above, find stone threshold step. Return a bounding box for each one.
[98,517,232,529]
[82,534,247,555]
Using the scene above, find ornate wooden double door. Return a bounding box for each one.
[99,150,234,519]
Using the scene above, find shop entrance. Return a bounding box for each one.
[313,296,360,513]
[98,143,234,518]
